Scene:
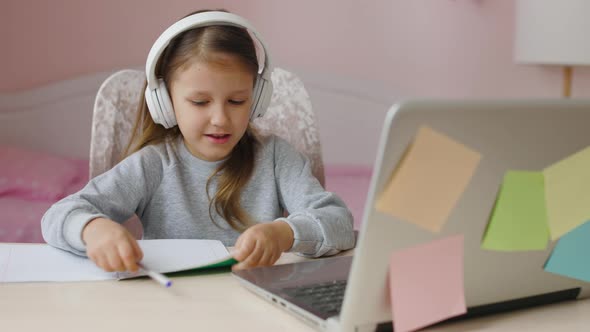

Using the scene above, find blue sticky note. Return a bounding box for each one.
[544,220,590,282]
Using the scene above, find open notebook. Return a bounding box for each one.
[0,239,236,282]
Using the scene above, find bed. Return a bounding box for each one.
[0,68,393,243]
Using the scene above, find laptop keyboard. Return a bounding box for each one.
[283,280,347,316]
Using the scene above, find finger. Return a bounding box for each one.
[234,232,244,249]
[232,262,245,271]
[267,244,283,266]
[129,237,144,261]
[233,259,256,271]
[98,256,115,272]
[239,241,265,269]
[257,248,275,267]
[233,232,249,257]
[118,243,139,272]
[91,254,110,272]
[233,236,256,262]
[233,240,263,271]
[86,250,97,265]
[270,250,283,265]
[105,250,126,272]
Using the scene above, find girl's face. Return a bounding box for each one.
[169,54,255,161]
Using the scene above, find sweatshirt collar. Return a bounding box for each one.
[176,137,227,176]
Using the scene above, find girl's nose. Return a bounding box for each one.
[210,103,229,127]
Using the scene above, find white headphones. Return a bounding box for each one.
[145,11,274,128]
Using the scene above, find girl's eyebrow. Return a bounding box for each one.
[229,89,251,94]
[187,89,251,96]
[188,91,210,96]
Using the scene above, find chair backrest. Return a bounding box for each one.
[89,68,325,185]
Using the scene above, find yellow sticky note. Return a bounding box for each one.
[375,126,482,232]
[543,146,590,240]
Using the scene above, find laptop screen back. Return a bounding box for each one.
[340,99,590,330]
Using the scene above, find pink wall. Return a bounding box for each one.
[1,2,11,80]
[1,0,233,92]
[3,0,590,97]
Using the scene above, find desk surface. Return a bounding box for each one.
[1,249,589,332]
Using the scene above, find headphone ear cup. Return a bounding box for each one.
[145,85,166,126]
[250,76,273,120]
[155,80,177,128]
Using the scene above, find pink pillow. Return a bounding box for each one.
[0,197,53,243]
[0,145,85,201]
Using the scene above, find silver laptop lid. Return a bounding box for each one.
[340,99,590,331]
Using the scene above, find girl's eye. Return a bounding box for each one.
[228,100,246,105]
[191,100,209,106]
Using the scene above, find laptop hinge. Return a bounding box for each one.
[372,287,581,332]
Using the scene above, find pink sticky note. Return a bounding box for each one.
[390,235,466,332]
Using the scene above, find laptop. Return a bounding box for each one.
[233,99,590,332]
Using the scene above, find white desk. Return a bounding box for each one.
[1,249,589,332]
[426,298,590,332]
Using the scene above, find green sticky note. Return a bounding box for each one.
[544,146,590,240]
[481,171,549,251]
[544,220,590,282]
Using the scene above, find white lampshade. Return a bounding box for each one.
[515,0,590,66]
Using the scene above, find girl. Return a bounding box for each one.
[41,10,355,273]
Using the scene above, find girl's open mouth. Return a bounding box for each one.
[205,134,231,144]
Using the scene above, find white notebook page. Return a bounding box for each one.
[0,239,231,283]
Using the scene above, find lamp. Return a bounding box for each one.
[514,0,590,97]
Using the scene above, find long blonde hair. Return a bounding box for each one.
[124,10,260,232]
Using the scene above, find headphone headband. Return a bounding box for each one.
[145,11,273,90]
[144,11,274,128]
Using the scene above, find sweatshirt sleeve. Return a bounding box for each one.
[41,147,165,256]
[273,138,355,257]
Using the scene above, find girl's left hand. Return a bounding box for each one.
[232,221,294,271]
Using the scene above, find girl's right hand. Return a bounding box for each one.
[82,217,143,273]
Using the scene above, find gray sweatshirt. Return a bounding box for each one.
[41,135,355,257]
